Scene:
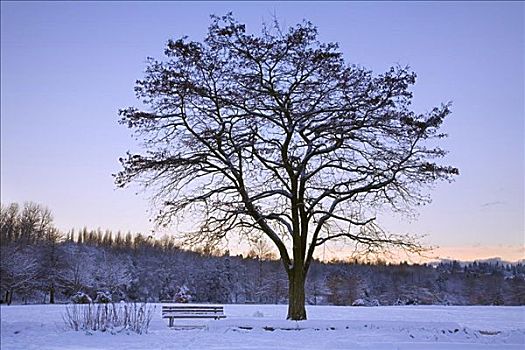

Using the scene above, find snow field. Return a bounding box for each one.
[1,304,524,349]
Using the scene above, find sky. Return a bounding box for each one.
[1,1,524,262]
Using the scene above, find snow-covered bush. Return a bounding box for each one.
[352,298,380,307]
[174,285,192,303]
[63,302,155,334]
[94,291,112,304]
[70,292,92,304]
[352,298,366,306]
[252,310,264,318]
[394,298,419,306]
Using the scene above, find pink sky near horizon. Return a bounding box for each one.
[310,242,525,264]
[429,245,525,263]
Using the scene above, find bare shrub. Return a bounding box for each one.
[63,302,155,334]
[70,292,92,304]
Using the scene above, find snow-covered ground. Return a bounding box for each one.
[1,304,524,349]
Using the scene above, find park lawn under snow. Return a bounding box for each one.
[1,304,524,350]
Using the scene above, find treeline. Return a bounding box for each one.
[1,202,524,306]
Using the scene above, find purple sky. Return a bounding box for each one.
[1,1,523,260]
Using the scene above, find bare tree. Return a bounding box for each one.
[37,228,65,304]
[0,203,20,243]
[116,14,458,319]
[247,237,276,303]
[17,202,54,244]
[0,245,39,304]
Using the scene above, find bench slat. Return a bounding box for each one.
[162,306,223,309]
[163,313,225,316]
[163,312,223,314]
[162,315,226,319]
[163,308,223,310]
[162,308,223,310]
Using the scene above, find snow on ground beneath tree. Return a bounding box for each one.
[1,304,524,349]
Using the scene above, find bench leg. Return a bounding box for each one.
[169,318,174,327]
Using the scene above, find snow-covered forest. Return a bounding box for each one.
[1,202,524,306]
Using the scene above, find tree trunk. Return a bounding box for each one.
[258,259,262,303]
[287,267,307,320]
[49,287,55,304]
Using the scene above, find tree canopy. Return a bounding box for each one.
[116,14,458,319]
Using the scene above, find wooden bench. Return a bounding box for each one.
[161,305,226,327]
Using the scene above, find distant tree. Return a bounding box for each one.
[306,261,326,305]
[247,237,276,302]
[102,230,113,247]
[76,229,83,244]
[1,202,54,244]
[508,275,525,305]
[114,231,124,247]
[37,228,65,303]
[264,261,289,304]
[61,243,97,298]
[191,260,231,303]
[0,245,39,304]
[81,227,89,245]
[326,269,361,305]
[0,203,20,242]
[18,202,53,244]
[94,251,132,300]
[124,232,133,248]
[116,14,458,319]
